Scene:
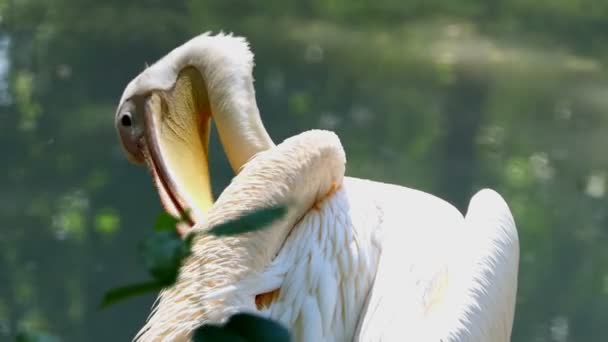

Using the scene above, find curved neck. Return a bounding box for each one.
[180,33,275,171]
[203,67,275,172]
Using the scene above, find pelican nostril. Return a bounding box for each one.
[121,113,132,127]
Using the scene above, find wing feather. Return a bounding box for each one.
[355,188,519,342]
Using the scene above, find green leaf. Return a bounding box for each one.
[139,230,192,285]
[154,209,191,232]
[223,313,291,342]
[99,213,196,310]
[192,325,247,342]
[154,212,181,232]
[99,280,163,309]
[208,205,287,237]
[192,313,290,342]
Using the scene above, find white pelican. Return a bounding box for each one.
[115,33,519,342]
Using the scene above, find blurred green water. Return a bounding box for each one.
[1,1,608,341]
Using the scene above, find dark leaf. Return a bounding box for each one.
[139,230,192,285]
[192,325,247,342]
[208,205,287,237]
[192,313,290,342]
[99,281,163,309]
[154,210,190,232]
[183,232,196,249]
[223,313,291,342]
[154,212,180,232]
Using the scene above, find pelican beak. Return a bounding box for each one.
[142,67,214,226]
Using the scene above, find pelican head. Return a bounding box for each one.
[114,33,274,226]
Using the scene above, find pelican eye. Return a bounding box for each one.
[121,112,133,127]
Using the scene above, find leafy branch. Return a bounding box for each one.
[98,205,290,341]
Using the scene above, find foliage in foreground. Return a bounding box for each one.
[193,313,290,342]
[99,205,290,342]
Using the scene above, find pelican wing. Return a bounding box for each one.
[355,189,519,342]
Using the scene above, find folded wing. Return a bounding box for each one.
[355,188,519,342]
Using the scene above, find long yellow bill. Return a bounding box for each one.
[143,67,214,226]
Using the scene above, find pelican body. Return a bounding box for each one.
[115,33,519,342]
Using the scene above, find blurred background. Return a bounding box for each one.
[1,0,608,341]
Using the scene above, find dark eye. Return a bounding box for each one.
[121,112,132,127]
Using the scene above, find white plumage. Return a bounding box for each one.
[115,32,520,342]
